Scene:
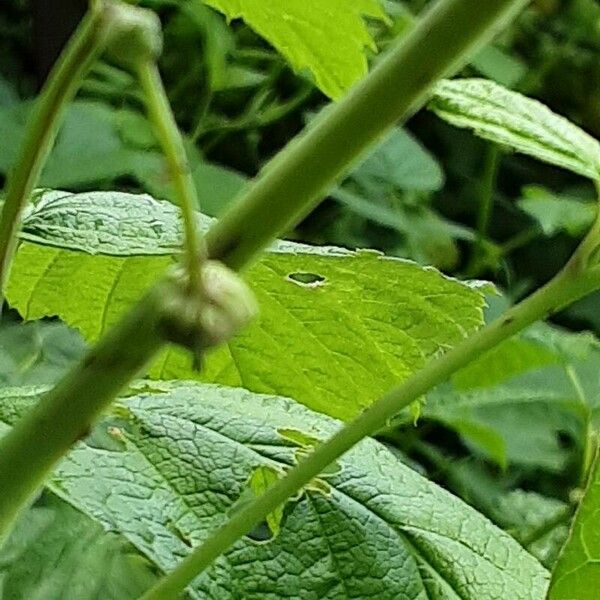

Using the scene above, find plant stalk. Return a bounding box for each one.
[142,242,600,599]
[0,0,532,552]
[137,60,205,293]
[465,144,500,277]
[0,284,167,543]
[0,3,114,311]
[206,0,529,270]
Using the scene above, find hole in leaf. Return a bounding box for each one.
[557,430,575,450]
[287,272,326,287]
[278,427,322,448]
[246,520,274,542]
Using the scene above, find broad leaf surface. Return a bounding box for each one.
[0,319,84,387]
[549,452,600,599]
[7,190,488,420]
[0,382,549,599]
[429,79,600,181]
[201,0,387,99]
[517,186,596,238]
[423,322,600,471]
[429,455,570,568]
[345,126,445,195]
[0,493,158,599]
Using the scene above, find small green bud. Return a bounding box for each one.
[103,1,163,70]
[158,261,258,352]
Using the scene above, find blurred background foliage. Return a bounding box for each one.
[0,0,600,585]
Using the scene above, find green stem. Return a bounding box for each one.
[143,245,600,599]
[137,61,204,293]
[0,3,113,310]
[465,144,500,276]
[206,0,529,271]
[0,283,168,543]
[194,84,312,140]
[0,0,531,554]
[500,226,540,256]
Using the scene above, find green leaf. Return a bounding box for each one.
[345,126,445,195]
[8,190,489,421]
[0,319,85,387]
[202,0,388,99]
[332,186,473,270]
[0,382,550,599]
[429,454,571,568]
[246,465,286,537]
[470,45,527,88]
[423,322,600,471]
[549,451,600,599]
[429,78,600,181]
[0,492,158,599]
[517,185,596,238]
[20,190,187,256]
[0,100,246,215]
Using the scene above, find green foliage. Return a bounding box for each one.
[345,126,445,194]
[7,190,488,420]
[0,319,84,386]
[517,185,596,238]
[549,451,600,599]
[0,493,158,599]
[423,321,600,471]
[1,0,600,596]
[430,78,600,181]
[0,99,246,215]
[0,381,549,599]
[201,0,388,99]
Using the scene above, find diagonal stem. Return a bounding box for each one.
[0,2,114,311]
[0,0,536,560]
[141,247,600,599]
[136,61,205,294]
[206,0,529,271]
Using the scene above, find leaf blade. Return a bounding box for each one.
[0,382,550,599]
[8,190,489,420]
[549,450,600,599]
[202,0,388,99]
[429,78,600,181]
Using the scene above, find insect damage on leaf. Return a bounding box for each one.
[286,272,327,287]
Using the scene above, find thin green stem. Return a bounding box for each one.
[500,226,540,256]
[136,61,205,293]
[0,0,532,558]
[0,3,113,310]
[205,0,529,271]
[465,144,500,276]
[194,84,312,141]
[143,249,600,599]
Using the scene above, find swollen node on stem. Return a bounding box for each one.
[143,221,600,599]
[103,1,162,71]
[0,260,256,543]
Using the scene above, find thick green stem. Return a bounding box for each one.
[143,245,600,599]
[0,3,113,309]
[0,283,168,542]
[137,61,205,293]
[0,0,532,557]
[206,0,528,270]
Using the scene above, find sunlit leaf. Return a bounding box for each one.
[201,0,388,99]
[430,78,600,181]
[8,190,489,420]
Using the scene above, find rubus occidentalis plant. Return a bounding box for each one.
[1,0,599,598]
